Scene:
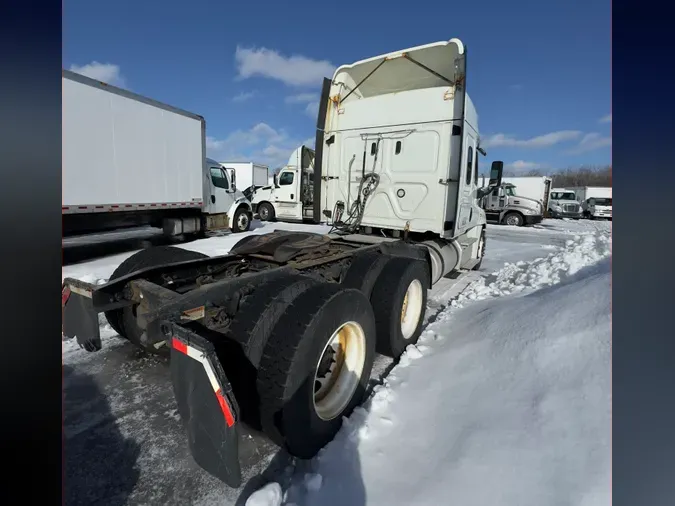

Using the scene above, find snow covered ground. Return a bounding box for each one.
[62,219,611,506]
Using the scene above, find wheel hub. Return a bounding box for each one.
[312,321,366,421]
[400,279,423,340]
[401,291,409,323]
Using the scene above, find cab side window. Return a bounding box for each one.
[465,146,474,185]
[278,172,294,186]
[210,167,229,190]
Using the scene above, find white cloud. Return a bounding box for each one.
[566,132,612,154]
[504,160,541,173]
[285,93,317,104]
[232,91,256,103]
[305,102,319,119]
[69,62,126,87]
[481,130,582,149]
[206,122,307,169]
[599,114,612,124]
[235,46,335,87]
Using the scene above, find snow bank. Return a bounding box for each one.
[252,230,611,506]
[455,231,610,304]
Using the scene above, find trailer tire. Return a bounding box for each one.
[221,274,321,428]
[104,246,208,350]
[503,212,524,227]
[340,251,390,298]
[257,283,376,458]
[231,206,252,233]
[258,202,275,222]
[370,256,430,358]
[472,228,486,271]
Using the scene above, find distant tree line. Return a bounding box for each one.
[496,165,612,188]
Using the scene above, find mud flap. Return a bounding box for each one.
[62,279,101,352]
[170,324,242,488]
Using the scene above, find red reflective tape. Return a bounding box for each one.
[216,389,235,427]
[171,337,188,355]
[150,203,157,207]
[62,206,69,210]
[61,286,71,306]
[78,206,88,209]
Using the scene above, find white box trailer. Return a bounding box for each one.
[569,186,612,202]
[567,186,612,219]
[62,69,253,236]
[219,162,269,193]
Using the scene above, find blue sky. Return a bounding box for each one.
[63,0,611,173]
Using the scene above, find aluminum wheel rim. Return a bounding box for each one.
[259,206,269,220]
[477,234,484,259]
[400,279,424,339]
[237,213,249,230]
[506,215,519,226]
[313,321,366,421]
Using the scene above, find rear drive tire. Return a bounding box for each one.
[472,228,486,271]
[257,283,376,458]
[340,251,390,298]
[370,256,430,358]
[258,202,275,222]
[220,274,321,429]
[104,246,208,352]
[503,212,524,227]
[232,207,252,233]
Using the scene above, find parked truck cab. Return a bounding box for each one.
[480,182,544,226]
[251,145,315,222]
[548,189,582,219]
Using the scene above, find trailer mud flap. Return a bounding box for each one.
[62,280,101,352]
[170,325,242,488]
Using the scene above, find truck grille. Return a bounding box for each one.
[563,203,579,213]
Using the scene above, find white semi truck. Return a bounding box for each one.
[568,186,612,220]
[548,188,583,219]
[62,69,253,237]
[477,175,550,226]
[62,39,504,488]
[250,145,316,222]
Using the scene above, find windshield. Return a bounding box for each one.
[591,198,612,206]
[552,192,576,200]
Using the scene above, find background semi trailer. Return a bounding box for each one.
[250,145,316,222]
[568,186,612,220]
[62,69,253,237]
[220,162,269,199]
[62,39,504,488]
